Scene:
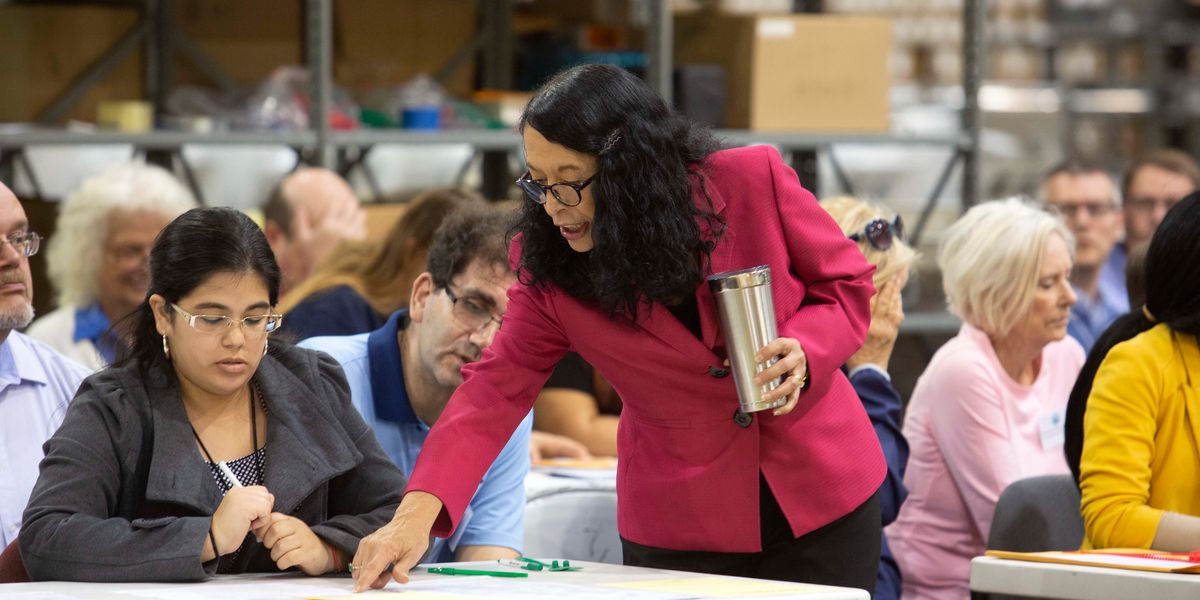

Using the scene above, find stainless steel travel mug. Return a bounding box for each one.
[707,265,784,413]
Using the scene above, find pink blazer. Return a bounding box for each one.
[407,145,886,552]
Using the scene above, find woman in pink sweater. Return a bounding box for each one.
[886,198,1085,600]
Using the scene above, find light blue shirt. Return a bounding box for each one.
[0,331,90,547]
[300,310,530,562]
[1102,242,1128,302]
[1068,276,1130,355]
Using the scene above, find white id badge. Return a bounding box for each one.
[1040,409,1066,450]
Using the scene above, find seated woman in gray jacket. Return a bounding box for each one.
[19,207,407,582]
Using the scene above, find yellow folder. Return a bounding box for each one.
[985,549,1200,574]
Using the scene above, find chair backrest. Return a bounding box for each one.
[987,474,1084,552]
[524,487,622,565]
[0,539,30,583]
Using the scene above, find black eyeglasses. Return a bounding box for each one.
[515,171,596,207]
[444,285,503,333]
[849,216,905,251]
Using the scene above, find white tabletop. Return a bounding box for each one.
[970,555,1200,600]
[0,560,868,599]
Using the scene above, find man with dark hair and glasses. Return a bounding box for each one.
[1121,149,1200,255]
[300,205,532,564]
[1041,160,1126,352]
[0,181,91,552]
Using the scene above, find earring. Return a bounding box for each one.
[262,337,269,357]
[162,335,171,360]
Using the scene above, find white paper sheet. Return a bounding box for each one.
[394,577,691,600]
[121,581,345,600]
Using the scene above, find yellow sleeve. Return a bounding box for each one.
[1079,335,1165,548]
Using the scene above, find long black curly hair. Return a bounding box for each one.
[515,64,724,322]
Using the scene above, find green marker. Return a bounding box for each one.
[427,566,529,578]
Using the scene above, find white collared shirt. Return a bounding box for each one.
[0,331,90,547]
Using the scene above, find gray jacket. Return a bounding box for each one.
[19,345,407,582]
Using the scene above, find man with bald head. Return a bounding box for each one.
[0,182,90,549]
[262,167,366,296]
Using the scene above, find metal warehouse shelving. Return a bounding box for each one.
[0,0,984,217]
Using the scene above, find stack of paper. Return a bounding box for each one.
[985,549,1200,574]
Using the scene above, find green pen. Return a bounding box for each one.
[427,566,529,578]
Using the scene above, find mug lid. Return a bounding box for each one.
[707,265,771,291]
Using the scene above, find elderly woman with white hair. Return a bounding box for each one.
[885,198,1084,600]
[27,162,196,369]
[821,196,917,600]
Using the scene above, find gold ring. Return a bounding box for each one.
[349,563,361,573]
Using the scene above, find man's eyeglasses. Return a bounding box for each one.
[170,303,282,336]
[444,285,502,333]
[1045,201,1118,220]
[2,231,40,258]
[849,216,905,251]
[1126,196,1181,214]
[515,171,596,207]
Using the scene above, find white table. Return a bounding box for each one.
[970,555,1200,600]
[0,560,869,599]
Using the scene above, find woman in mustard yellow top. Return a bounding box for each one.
[1079,191,1200,550]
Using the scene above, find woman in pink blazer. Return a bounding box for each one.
[351,64,886,593]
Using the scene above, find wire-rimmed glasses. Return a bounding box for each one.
[170,303,282,336]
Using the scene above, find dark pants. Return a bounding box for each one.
[622,475,882,596]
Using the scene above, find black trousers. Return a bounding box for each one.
[622,474,882,596]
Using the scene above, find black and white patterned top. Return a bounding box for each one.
[205,446,267,573]
[203,393,268,574]
[206,447,267,491]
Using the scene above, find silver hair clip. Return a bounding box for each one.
[599,131,621,155]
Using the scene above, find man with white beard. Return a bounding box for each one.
[0,181,90,550]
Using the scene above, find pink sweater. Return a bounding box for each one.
[886,323,1084,600]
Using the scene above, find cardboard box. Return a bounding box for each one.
[0,6,143,123]
[519,0,632,26]
[0,1,475,122]
[176,0,301,87]
[363,202,408,242]
[335,0,478,98]
[675,14,892,132]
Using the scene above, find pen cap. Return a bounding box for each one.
[707,265,783,413]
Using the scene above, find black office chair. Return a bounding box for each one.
[524,485,621,565]
[973,474,1084,600]
[988,474,1084,552]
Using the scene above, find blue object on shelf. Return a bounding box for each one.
[401,106,441,129]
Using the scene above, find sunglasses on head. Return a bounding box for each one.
[849,215,905,251]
